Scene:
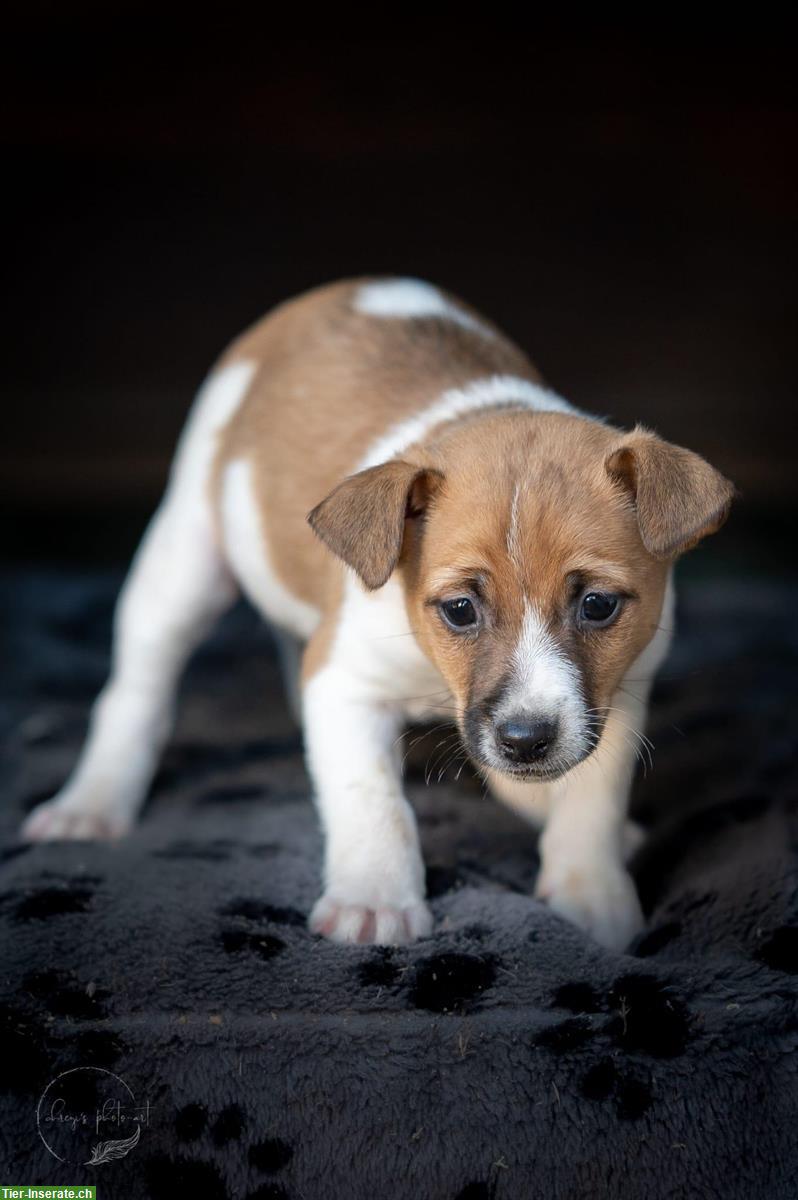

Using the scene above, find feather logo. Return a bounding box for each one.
[85,1122,141,1165]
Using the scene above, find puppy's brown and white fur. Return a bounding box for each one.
[22,278,734,950]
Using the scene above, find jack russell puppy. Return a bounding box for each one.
[22,278,734,951]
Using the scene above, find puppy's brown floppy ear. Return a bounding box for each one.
[606,427,736,559]
[308,460,444,589]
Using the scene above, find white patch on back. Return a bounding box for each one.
[220,458,320,640]
[170,359,258,495]
[354,278,493,337]
[359,374,579,471]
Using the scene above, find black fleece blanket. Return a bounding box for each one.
[1,568,797,1200]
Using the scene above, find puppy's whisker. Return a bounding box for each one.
[585,704,655,761]
[424,733,461,785]
[439,743,468,783]
[436,750,457,783]
[583,707,654,774]
[366,630,420,640]
[397,721,455,770]
[400,721,454,756]
[393,688,455,704]
[454,753,471,781]
[438,737,468,780]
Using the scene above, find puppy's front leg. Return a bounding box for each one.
[535,700,647,952]
[303,662,432,946]
[536,591,674,951]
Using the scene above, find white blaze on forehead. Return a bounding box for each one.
[354,278,493,336]
[479,601,588,774]
[507,480,525,569]
[499,602,583,721]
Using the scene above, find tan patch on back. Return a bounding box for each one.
[210,278,538,613]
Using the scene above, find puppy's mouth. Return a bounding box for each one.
[467,747,593,783]
[487,758,578,782]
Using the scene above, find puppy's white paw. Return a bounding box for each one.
[536,861,644,952]
[309,891,433,946]
[21,795,131,842]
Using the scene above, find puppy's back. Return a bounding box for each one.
[211,277,538,610]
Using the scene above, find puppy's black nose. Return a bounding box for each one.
[496,719,557,764]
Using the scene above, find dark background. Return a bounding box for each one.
[3,26,796,571]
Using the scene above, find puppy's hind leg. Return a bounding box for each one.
[22,503,236,840]
[22,363,253,841]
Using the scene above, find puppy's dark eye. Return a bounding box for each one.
[440,597,478,629]
[580,591,619,625]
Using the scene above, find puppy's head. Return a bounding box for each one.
[309,411,734,779]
